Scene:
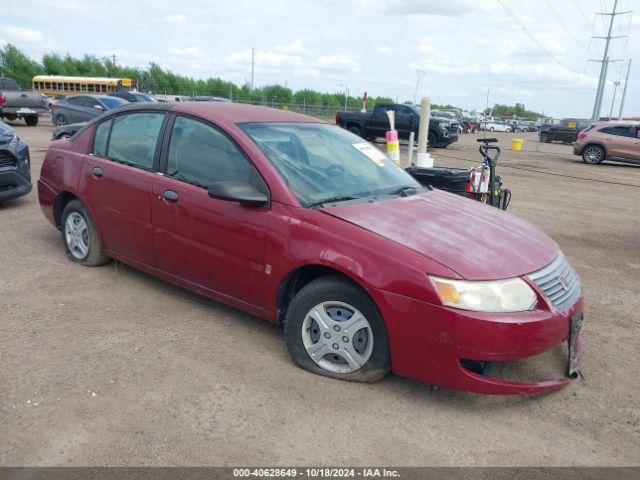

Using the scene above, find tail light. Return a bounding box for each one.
[335,112,341,124]
[41,94,46,105]
[51,104,59,110]
[0,95,6,105]
[578,132,587,139]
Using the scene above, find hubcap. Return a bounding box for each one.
[301,301,374,374]
[65,212,90,260]
[584,147,602,163]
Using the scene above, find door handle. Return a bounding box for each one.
[92,166,104,178]
[163,190,179,202]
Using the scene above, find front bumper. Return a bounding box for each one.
[0,145,32,201]
[0,168,32,201]
[369,288,583,395]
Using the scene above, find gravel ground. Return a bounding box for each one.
[1,120,639,466]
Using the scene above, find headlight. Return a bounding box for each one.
[438,121,450,129]
[429,276,537,312]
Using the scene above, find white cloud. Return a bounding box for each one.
[317,54,360,73]
[378,46,394,55]
[274,41,308,54]
[163,14,187,24]
[168,46,204,58]
[0,26,45,44]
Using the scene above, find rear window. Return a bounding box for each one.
[92,119,112,157]
[101,97,128,109]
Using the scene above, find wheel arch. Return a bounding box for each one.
[582,141,607,157]
[53,191,79,229]
[276,264,374,324]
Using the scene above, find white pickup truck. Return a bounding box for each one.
[0,77,47,126]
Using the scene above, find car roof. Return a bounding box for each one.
[95,102,326,128]
[596,120,640,127]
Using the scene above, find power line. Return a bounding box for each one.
[573,0,594,27]
[494,0,579,73]
[544,0,588,49]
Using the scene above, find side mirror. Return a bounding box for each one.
[207,181,268,208]
[94,105,105,110]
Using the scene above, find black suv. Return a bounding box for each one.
[0,120,31,202]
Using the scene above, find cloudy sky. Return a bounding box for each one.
[2,0,638,117]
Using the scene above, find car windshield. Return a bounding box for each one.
[240,122,422,206]
[101,97,128,109]
[134,94,156,102]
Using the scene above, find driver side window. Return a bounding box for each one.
[166,116,265,191]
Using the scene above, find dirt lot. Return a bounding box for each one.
[1,119,639,466]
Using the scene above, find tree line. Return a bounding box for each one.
[0,43,393,108]
[0,43,544,116]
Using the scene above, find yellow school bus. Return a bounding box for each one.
[32,75,137,97]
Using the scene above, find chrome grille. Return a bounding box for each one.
[528,252,581,311]
[0,151,17,168]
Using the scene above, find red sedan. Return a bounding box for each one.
[38,102,583,394]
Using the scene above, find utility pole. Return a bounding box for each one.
[112,54,116,65]
[590,0,631,121]
[250,48,255,92]
[608,81,620,119]
[618,59,632,120]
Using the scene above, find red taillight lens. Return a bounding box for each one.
[41,94,46,105]
[0,95,6,104]
[51,104,58,110]
[335,112,341,124]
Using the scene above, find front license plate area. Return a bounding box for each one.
[567,313,583,378]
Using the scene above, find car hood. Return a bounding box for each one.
[321,190,559,280]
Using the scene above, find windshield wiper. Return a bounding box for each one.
[306,195,360,208]
[390,185,421,197]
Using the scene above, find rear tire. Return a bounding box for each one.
[55,114,68,126]
[582,144,605,165]
[347,125,363,138]
[61,200,109,267]
[284,275,390,383]
[25,115,38,126]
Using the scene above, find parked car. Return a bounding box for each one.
[539,119,592,144]
[192,95,232,102]
[510,121,530,133]
[0,120,32,201]
[0,76,47,126]
[109,92,158,103]
[38,102,584,395]
[573,121,640,165]
[50,95,128,126]
[52,122,85,140]
[336,103,458,148]
[481,120,513,132]
[153,94,191,102]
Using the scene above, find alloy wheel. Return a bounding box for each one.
[583,146,603,164]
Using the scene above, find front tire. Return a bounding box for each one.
[55,114,68,127]
[582,144,605,165]
[61,199,109,266]
[284,275,390,383]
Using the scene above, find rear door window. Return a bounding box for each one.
[106,113,165,170]
[599,126,634,137]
